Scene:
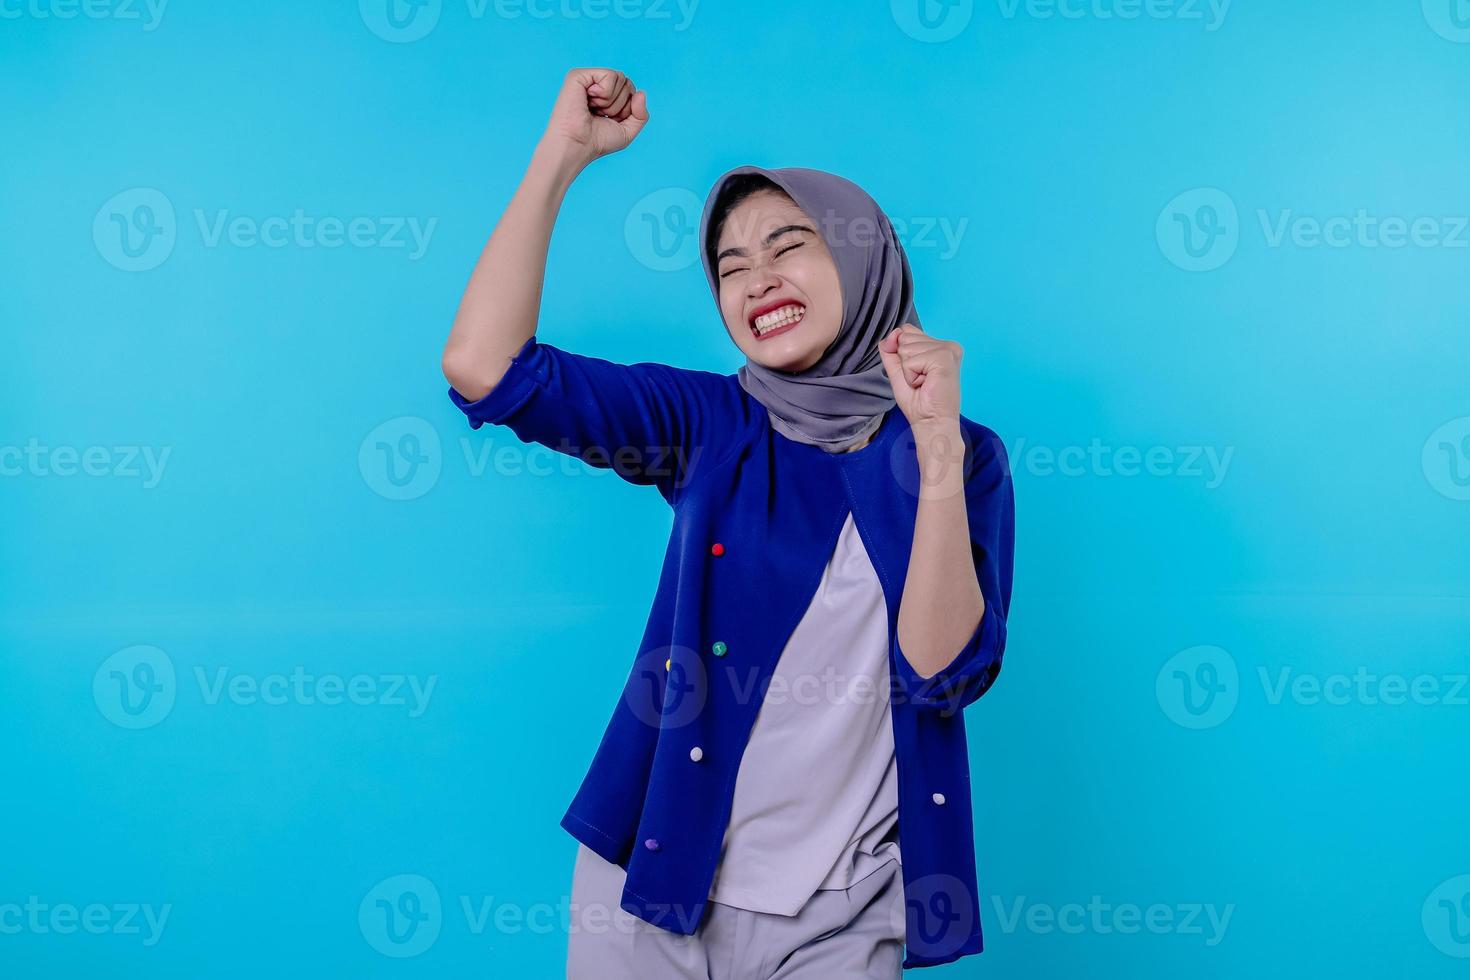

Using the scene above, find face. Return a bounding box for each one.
[713,189,843,374]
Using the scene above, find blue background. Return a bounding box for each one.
[4,0,1469,975]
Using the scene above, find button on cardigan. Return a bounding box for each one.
[707,510,901,917]
[447,335,1015,970]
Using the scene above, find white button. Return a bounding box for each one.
[932,792,946,805]
[689,746,704,762]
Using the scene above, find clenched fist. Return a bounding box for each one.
[878,324,964,430]
[543,67,649,169]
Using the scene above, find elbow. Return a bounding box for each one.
[441,346,501,403]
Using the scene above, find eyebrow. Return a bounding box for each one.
[715,224,815,264]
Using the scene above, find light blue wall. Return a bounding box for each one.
[3,0,1468,975]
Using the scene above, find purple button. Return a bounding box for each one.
[643,838,661,852]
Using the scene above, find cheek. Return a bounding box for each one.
[719,290,739,329]
[789,257,837,306]
[720,290,751,340]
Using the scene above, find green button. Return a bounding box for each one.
[712,641,728,657]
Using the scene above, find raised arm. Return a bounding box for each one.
[438,68,748,505]
[440,68,649,400]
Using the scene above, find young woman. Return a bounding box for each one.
[441,68,1015,978]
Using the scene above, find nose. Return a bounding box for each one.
[745,262,781,298]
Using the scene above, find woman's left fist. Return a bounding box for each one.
[877,324,963,429]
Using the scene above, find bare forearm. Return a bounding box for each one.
[441,67,649,397]
[897,420,984,678]
[441,139,585,400]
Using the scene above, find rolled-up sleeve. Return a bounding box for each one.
[891,424,1015,715]
[447,335,746,505]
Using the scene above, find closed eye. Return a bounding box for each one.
[720,240,805,278]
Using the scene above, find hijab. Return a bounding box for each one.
[697,166,922,454]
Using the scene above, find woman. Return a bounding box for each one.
[441,68,1014,977]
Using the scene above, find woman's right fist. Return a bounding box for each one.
[543,68,649,168]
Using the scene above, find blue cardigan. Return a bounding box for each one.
[448,335,1015,970]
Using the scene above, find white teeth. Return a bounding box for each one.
[752,304,805,335]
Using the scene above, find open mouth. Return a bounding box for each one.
[749,302,806,339]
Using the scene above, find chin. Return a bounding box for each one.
[740,330,835,374]
[747,344,822,373]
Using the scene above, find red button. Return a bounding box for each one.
[711,543,725,557]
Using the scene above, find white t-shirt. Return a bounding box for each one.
[706,509,901,916]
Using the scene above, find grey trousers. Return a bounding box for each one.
[565,843,905,980]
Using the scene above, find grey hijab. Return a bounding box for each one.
[697,166,922,454]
